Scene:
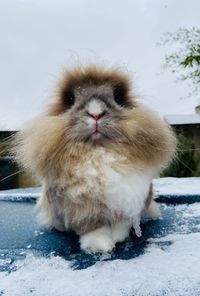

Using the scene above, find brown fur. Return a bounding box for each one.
[145,183,153,209]
[48,66,135,115]
[14,66,176,238]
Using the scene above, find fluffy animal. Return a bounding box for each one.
[15,66,176,253]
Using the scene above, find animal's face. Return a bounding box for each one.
[48,67,136,143]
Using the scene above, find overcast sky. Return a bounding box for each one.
[0,0,200,129]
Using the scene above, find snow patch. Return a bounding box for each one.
[0,188,40,202]
[0,233,200,296]
[153,177,200,196]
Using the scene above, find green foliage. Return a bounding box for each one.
[181,44,200,67]
[159,27,200,98]
[162,134,197,177]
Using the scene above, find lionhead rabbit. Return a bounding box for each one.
[15,66,176,253]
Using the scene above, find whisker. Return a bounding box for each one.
[126,122,199,153]
[0,169,23,183]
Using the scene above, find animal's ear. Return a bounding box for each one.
[113,84,132,108]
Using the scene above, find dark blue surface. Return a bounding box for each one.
[156,194,200,204]
[0,157,17,190]
[0,194,200,271]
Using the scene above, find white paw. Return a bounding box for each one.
[111,220,131,243]
[80,227,115,253]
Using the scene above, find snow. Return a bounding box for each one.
[1,177,200,202]
[153,177,200,196]
[0,187,40,202]
[0,232,200,296]
[181,202,200,219]
[0,177,200,295]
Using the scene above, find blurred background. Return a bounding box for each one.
[0,0,200,188]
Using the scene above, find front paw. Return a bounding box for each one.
[80,227,115,253]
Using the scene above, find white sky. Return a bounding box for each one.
[0,0,200,129]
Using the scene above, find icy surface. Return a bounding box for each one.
[0,232,200,296]
[1,177,200,202]
[0,178,200,295]
[153,177,200,196]
[0,187,40,201]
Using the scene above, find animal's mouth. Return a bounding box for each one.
[91,126,101,139]
[90,120,101,135]
[95,121,99,132]
[91,133,101,141]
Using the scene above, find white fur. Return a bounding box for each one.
[145,200,160,218]
[86,117,96,128]
[66,147,158,253]
[87,99,103,115]
[80,220,132,253]
[111,220,131,243]
[104,165,155,219]
[80,226,115,253]
[80,221,131,253]
[71,148,157,220]
[65,147,158,250]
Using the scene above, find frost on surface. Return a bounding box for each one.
[1,178,200,295]
[153,177,200,196]
[0,233,200,296]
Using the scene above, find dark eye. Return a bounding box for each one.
[113,85,129,107]
[62,90,75,108]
